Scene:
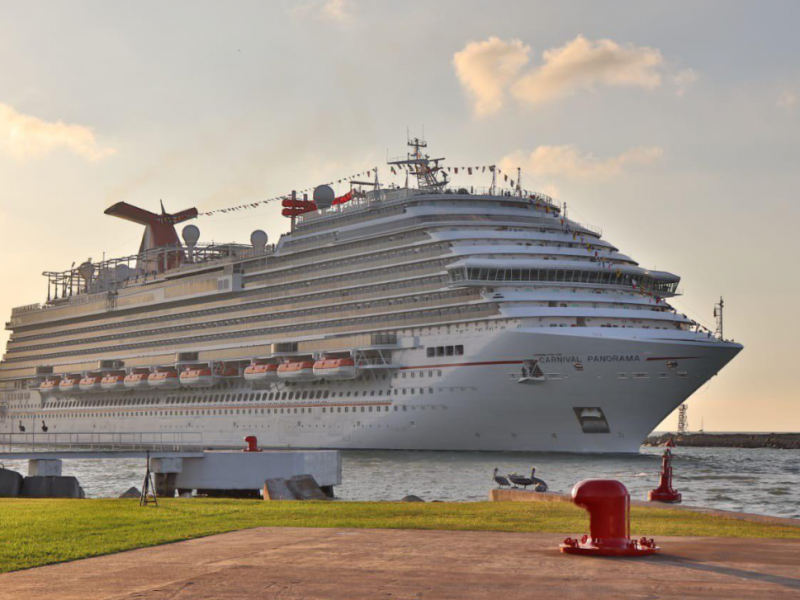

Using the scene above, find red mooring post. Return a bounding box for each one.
[560,479,659,556]
[648,440,682,503]
[243,436,262,452]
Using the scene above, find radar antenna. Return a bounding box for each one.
[388,136,448,191]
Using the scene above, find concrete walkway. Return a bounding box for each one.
[2,528,799,599]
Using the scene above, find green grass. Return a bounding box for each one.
[0,498,797,573]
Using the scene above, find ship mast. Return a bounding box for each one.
[388,137,448,191]
[714,296,724,340]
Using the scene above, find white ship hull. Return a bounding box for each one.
[0,328,741,453]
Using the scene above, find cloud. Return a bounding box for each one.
[453,37,530,117]
[290,0,354,22]
[0,103,115,161]
[500,144,663,179]
[777,91,797,110]
[511,36,663,105]
[454,35,676,115]
[674,68,698,97]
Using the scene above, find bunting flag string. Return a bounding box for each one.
[200,162,534,218]
[200,166,379,217]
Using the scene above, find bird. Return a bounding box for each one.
[41,421,48,433]
[507,467,544,490]
[18,422,25,433]
[492,467,511,489]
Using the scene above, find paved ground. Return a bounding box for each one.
[2,528,799,599]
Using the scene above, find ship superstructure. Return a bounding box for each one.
[0,140,742,452]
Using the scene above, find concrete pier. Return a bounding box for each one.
[151,450,341,496]
[0,440,341,498]
[0,527,798,599]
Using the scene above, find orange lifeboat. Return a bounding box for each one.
[244,363,279,383]
[148,369,180,389]
[124,370,151,390]
[101,372,127,392]
[180,367,218,388]
[313,357,358,380]
[277,360,317,381]
[79,374,103,393]
[59,375,82,394]
[38,377,61,395]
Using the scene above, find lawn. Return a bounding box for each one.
[1,498,798,573]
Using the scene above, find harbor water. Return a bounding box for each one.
[2,446,798,519]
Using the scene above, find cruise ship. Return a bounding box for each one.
[0,140,742,453]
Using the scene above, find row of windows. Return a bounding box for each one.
[13,273,448,345]
[10,257,451,352]
[6,301,491,364]
[4,403,427,421]
[11,287,474,355]
[426,345,465,357]
[44,384,446,410]
[244,242,448,286]
[451,267,679,294]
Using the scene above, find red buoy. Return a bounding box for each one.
[560,479,658,556]
[648,442,682,503]
[243,436,262,452]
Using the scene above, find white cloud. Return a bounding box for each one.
[501,144,663,179]
[290,0,354,22]
[454,35,676,115]
[777,91,797,110]
[674,68,698,97]
[511,36,663,105]
[453,37,530,117]
[0,103,115,161]
[321,0,352,21]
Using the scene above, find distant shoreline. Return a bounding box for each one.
[645,432,800,450]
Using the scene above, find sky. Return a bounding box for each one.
[0,0,798,432]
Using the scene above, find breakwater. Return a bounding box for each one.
[645,433,800,450]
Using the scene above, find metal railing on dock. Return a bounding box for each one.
[0,431,204,454]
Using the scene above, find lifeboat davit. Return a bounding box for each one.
[38,377,61,395]
[219,366,240,378]
[277,360,317,381]
[313,357,358,380]
[244,363,279,383]
[59,376,82,394]
[101,372,127,392]
[148,370,181,389]
[124,371,151,390]
[180,367,218,388]
[79,375,103,393]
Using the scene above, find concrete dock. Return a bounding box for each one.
[1,527,798,599]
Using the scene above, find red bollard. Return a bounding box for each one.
[243,435,262,452]
[648,445,682,503]
[560,479,658,556]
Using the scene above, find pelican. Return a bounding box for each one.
[508,467,548,491]
[492,467,511,489]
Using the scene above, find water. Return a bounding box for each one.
[2,446,798,519]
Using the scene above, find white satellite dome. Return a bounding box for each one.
[114,264,131,282]
[250,230,268,250]
[313,185,335,209]
[77,261,95,282]
[182,225,200,247]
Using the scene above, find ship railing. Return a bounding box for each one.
[298,186,561,226]
[0,431,205,454]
